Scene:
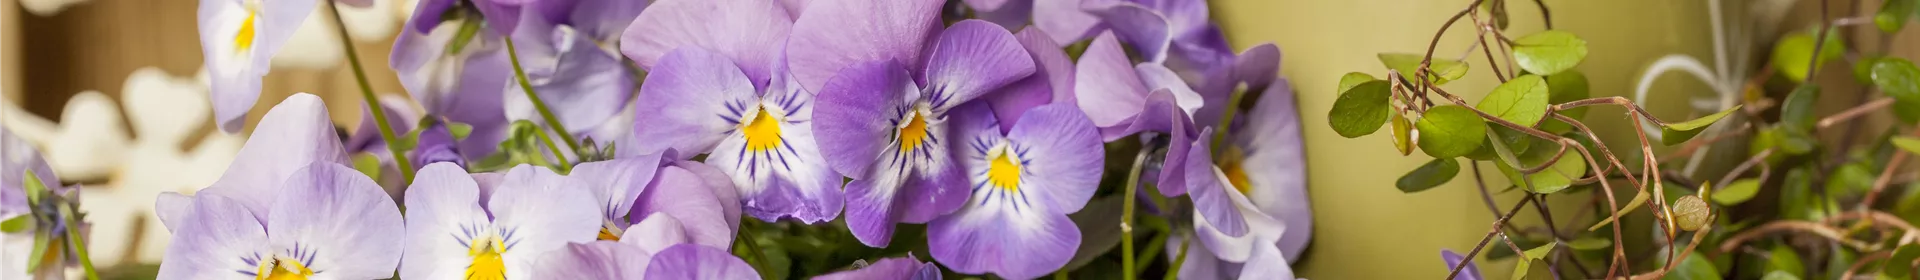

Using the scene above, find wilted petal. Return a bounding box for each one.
[621,0,792,84]
[815,255,940,280]
[265,163,404,279]
[633,166,736,248]
[644,244,760,280]
[400,163,492,279]
[532,242,652,279]
[786,0,944,91]
[632,48,762,158]
[1073,31,1149,129]
[922,20,1035,111]
[199,93,348,223]
[157,194,266,280]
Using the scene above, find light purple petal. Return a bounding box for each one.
[923,20,1035,112]
[532,241,652,279]
[621,213,690,254]
[927,202,1079,279]
[506,27,637,135]
[644,244,761,280]
[154,192,193,232]
[401,163,491,280]
[1442,249,1484,280]
[844,176,903,247]
[984,27,1075,132]
[631,48,762,157]
[673,161,744,232]
[1086,2,1171,62]
[1237,241,1297,280]
[1235,80,1312,262]
[389,19,513,159]
[620,0,792,84]
[1167,24,1234,83]
[633,166,737,249]
[0,128,53,218]
[778,0,810,18]
[812,60,919,180]
[814,255,938,280]
[1191,184,1286,263]
[1005,104,1104,213]
[1136,63,1205,115]
[972,0,1033,30]
[1173,234,1226,280]
[407,0,457,33]
[1073,31,1149,129]
[491,165,604,264]
[894,156,970,223]
[347,95,419,155]
[1033,0,1104,44]
[157,194,267,280]
[199,93,349,223]
[786,0,944,92]
[1184,128,1246,237]
[473,0,526,34]
[1133,0,1209,34]
[1232,43,1281,91]
[965,0,1011,11]
[265,163,404,279]
[1133,90,1197,196]
[564,0,651,42]
[570,156,663,222]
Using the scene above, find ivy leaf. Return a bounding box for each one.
[1338,72,1377,94]
[1396,158,1460,193]
[1378,53,1470,85]
[1477,75,1551,127]
[1566,237,1611,251]
[1329,80,1393,138]
[1875,57,1920,103]
[1879,0,1917,33]
[1511,30,1588,75]
[1661,105,1743,145]
[1781,85,1821,130]
[1540,71,1591,134]
[1415,105,1487,158]
[1673,195,1712,231]
[1713,179,1763,205]
[1896,136,1920,155]
[1887,244,1920,278]
[1772,30,1846,82]
[1391,113,1414,155]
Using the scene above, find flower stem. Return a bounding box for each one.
[325,0,415,183]
[1119,147,1151,280]
[61,200,97,280]
[502,37,584,155]
[1163,239,1190,280]
[533,128,571,173]
[735,223,773,276]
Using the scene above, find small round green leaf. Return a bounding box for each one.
[1329,80,1394,138]
[1378,53,1470,85]
[1477,75,1551,127]
[1540,71,1591,134]
[1894,136,1920,155]
[1673,195,1712,231]
[1772,31,1846,82]
[1396,158,1460,193]
[1878,0,1917,33]
[1511,30,1588,75]
[1494,140,1588,194]
[1338,72,1377,94]
[1713,179,1763,205]
[1874,57,1920,102]
[1415,105,1487,158]
[1661,105,1744,145]
[1781,85,1821,130]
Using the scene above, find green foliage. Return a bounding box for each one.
[1330,80,1393,138]
[1781,85,1821,130]
[1338,72,1377,93]
[1664,251,1723,280]
[1880,0,1917,33]
[0,215,29,233]
[1874,58,1920,103]
[1566,237,1611,251]
[1826,162,1877,197]
[1672,195,1711,231]
[1396,158,1460,193]
[1661,105,1743,145]
[1895,136,1920,155]
[1712,179,1763,205]
[1478,75,1552,127]
[1378,53,1469,85]
[1540,71,1591,134]
[1415,105,1488,158]
[23,170,45,205]
[1511,241,1557,280]
[352,153,383,182]
[1768,244,1806,276]
[1511,31,1589,75]
[1899,98,1920,124]
[1888,244,1920,278]
[1493,140,1587,194]
[1772,30,1846,82]
[1858,55,1887,84]
[1391,113,1414,155]
[1480,0,1510,30]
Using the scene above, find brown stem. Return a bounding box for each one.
[1816,97,1896,129]
[1447,195,1535,280]
[1719,221,1879,253]
[1860,124,1920,210]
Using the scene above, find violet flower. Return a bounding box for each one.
[815,255,944,280]
[1074,30,1201,197]
[569,156,739,248]
[2,128,83,279]
[1174,80,1312,278]
[800,15,1036,246]
[345,95,420,194]
[391,13,513,160]
[531,214,758,279]
[1441,249,1484,280]
[622,0,843,224]
[928,103,1103,279]
[411,0,536,35]
[982,27,1076,134]
[400,163,601,279]
[157,163,404,279]
[200,0,316,132]
[502,0,643,137]
[155,94,352,230]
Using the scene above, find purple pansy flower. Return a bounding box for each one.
[815,255,944,280]
[531,213,758,279]
[2,128,85,279]
[400,163,601,279]
[502,0,643,137]
[621,0,843,224]
[345,95,420,195]
[1173,80,1312,279]
[1032,0,1222,67]
[200,0,316,132]
[801,16,1036,246]
[569,156,740,248]
[156,94,352,230]
[982,27,1076,134]
[391,13,514,160]
[641,244,761,279]
[1441,249,1484,280]
[411,0,536,35]
[1073,30,1200,198]
[927,103,1102,279]
[157,162,404,280]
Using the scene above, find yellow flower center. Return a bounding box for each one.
[255,256,314,280]
[234,8,258,53]
[987,150,1022,192]
[597,221,623,241]
[898,111,929,153]
[741,106,783,153]
[1216,147,1253,196]
[466,235,508,280]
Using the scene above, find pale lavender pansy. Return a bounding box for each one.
[400,163,601,280]
[502,0,641,137]
[157,162,404,279]
[199,0,316,132]
[964,0,1034,30]
[1032,0,1222,67]
[574,157,739,248]
[531,212,757,280]
[622,0,843,224]
[529,0,650,44]
[1169,234,1297,280]
[643,244,761,280]
[1175,81,1312,278]
[807,18,1036,247]
[156,93,350,229]
[391,13,514,160]
[815,255,944,280]
[411,0,537,35]
[785,0,947,93]
[928,103,1102,279]
[1075,31,1201,197]
[2,127,84,279]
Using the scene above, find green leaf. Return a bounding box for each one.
[1858,55,1887,84]
[1329,80,1394,138]
[1875,57,1920,102]
[1396,158,1460,193]
[1480,0,1510,30]
[352,153,383,181]
[1896,136,1920,155]
[1540,71,1591,134]
[1590,187,1650,230]
[1378,53,1469,85]
[1766,125,1818,156]
[0,215,29,233]
[23,170,46,206]
[1900,98,1920,124]
[1772,30,1846,82]
[1337,72,1377,94]
[1781,85,1821,130]
[1567,237,1611,251]
[27,229,49,274]
[1391,113,1414,155]
[1511,241,1557,280]
[1661,105,1743,145]
[1415,105,1487,158]
[1511,30,1589,75]
[1887,244,1920,278]
[1769,245,1806,276]
[1759,271,1801,280]
[1673,195,1712,231]
[1666,251,1723,280]
[1827,162,1877,197]
[1477,75,1551,127]
[1713,179,1763,205]
[448,122,475,141]
[1880,0,1917,33]
[1495,139,1588,194]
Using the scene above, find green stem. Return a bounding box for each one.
[1163,239,1190,280]
[62,200,97,280]
[325,0,415,183]
[1134,230,1170,274]
[735,223,773,275]
[1120,147,1151,280]
[502,37,584,154]
[533,128,571,173]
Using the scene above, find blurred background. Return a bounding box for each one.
[2,0,1918,278]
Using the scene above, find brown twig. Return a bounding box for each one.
[1447,196,1536,280]
[1841,251,1894,280]
[1860,124,1920,210]
[1816,97,1896,129]
[1719,220,1880,253]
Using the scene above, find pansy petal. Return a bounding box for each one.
[1134,90,1197,195]
[1442,249,1484,280]
[923,20,1035,111]
[972,0,1033,30]
[1232,43,1281,91]
[506,28,637,135]
[1184,129,1246,237]
[1033,0,1103,44]
[786,0,943,91]
[621,213,690,254]
[571,156,663,221]
[621,0,792,84]
[928,203,1079,279]
[1235,81,1312,261]
[845,175,903,247]
[407,0,456,33]
[200,93,348,222]
[633,166,736,248]
[815,255,937,280]
[1006,104,1104,213]
[157,194,266,280]
[896,156,970,223]
[812,60,919,179]
[1136,63,1204,115]
[1086,2,1170,62]
[563,0,651,41]
[491,164,603,276]
[778,0,809,17]
[401,163,491,280]
[472,0,525,33]
[1192,184,1286,263]
[266,163,404,279]
[674,161,744,232]
[632,48,762,158]
[984,27,1075,131]
[644,244,761,280]
[1168,25,1235,82]
[532,242,652,279]
[1074,32,1149,129]
[154,192,193,232]
[1237,241,1297,280]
